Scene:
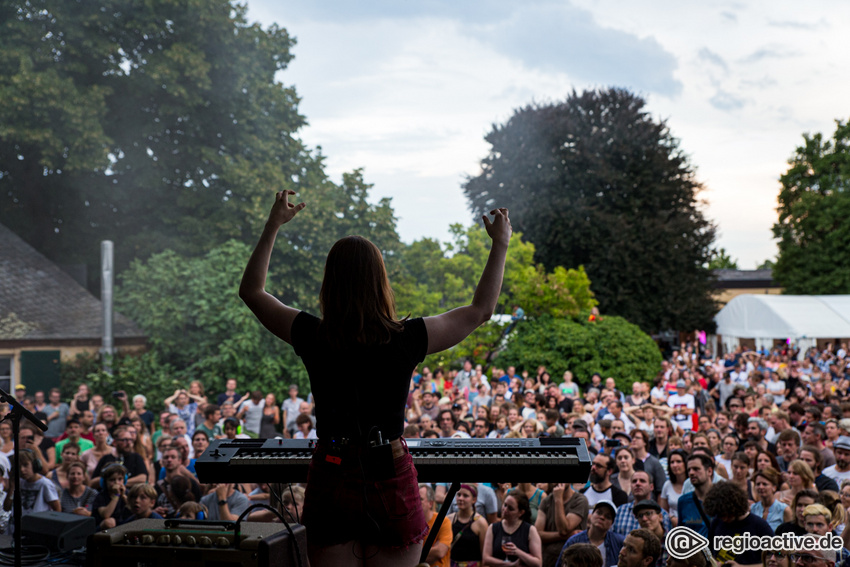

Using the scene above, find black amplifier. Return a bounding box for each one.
[85,518,308,567]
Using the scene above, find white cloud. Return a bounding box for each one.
[246,0,850,268]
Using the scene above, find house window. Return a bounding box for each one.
[0,356,11,395]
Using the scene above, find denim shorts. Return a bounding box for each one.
[302,440,428,548]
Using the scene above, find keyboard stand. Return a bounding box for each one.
[419,481,461,564]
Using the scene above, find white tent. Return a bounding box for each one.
[714,295,850,354]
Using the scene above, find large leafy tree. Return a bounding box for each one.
[463,88,717,332]
[773,119,850,293]
[0,0,334,289]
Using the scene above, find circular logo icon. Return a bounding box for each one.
[666,526,709,560]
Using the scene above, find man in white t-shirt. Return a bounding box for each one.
[823,436,850,484]
[667,380,695,432]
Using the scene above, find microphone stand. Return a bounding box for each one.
[0,388,49,567]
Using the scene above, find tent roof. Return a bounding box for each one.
[715,295,850,339]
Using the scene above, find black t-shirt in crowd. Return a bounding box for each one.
[291,312,427,441]
[93,451,148,482]
[709,513,774,566]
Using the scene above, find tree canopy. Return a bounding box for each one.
[773,119,850,294]
[0,0,334,288]
[463,88,718,332]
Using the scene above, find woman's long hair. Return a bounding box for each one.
[319,236,404,346]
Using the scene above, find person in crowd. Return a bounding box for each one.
[59,461,97,516]
[292,413,317,439]
[80,422,115,476]
[446,483,487,566]
[68,384,91,418]
[259,393,280,438]
[130,395,156,434]
[629,430,666,499]
[516,482,546,525]
[191,430,210,463]
[613,471,672,537]
[581,453,629,508]
[3,449,60,529]
[726,451,754,502]
[163,389,204,437]
[0,422,14,459]
[92,463,131,529]
[823,436,850,485]
[96,403,127,436]
[677,453,715,537]
[91,426,148,488]
[715,435,737,478]
[44,388,70,441]
[611,447,637,500]
[216,378,239,407]
[802,422,837,469]
[760,550,791,567]
[237,390,265,436]
[48,442,82,490]
[775,488,818,537]
[129,415,155,475]
[776,459,816,507]
[279,385,304,437]
[705,481,773,566]
[483,491,543,567]
[221,417,249,440]
[751,467,793,530]
[535,482,588,567]
[168,418,192,452]
[123,483,163,523]
[418,484,451,567]
[647,416,673,460]
[196,404,221,440]
[802,504,850,565]
[633,500,667,567]
[199,483,249,522]
[659,449,687,527]
[616,529,661,567]
[799,444,840,493]
[557,500,622,567]
[775,429,801,472]
[154,447,201,518]
[177,501,209,520]
[55,418,93,464]
[152,434,172,479]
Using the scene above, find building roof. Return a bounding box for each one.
[0,223,145,342]
[712,269,777,289]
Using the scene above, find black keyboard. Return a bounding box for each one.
[195,437,591,483]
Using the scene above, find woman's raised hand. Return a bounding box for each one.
[268,190,306,227]
[482,207,511,246]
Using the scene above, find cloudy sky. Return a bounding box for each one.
[246,0,850,268]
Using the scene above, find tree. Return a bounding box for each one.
[463,88,717,332]
[112,239,310,396]
[708,248,739,270]
[756,258,775,271]
[392,224,597,370]
[499,313,662,393]
[0,0,326,289]
[773,119,850,294]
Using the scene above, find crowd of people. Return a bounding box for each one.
[4,340,850,567]
[404,342,850,567]
[0,380,307,535]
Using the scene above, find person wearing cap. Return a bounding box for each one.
[14,384,26,403]
[632,500,667,567]
[823,435,850,484]
[557,500,623,567]
[666,380,695,432]
[612,471,671,537]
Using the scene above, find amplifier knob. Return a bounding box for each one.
[141,535,155,545]
[157,535,171,545]
[215,537,230,548]
[171,535,182,545]
[199,536,213,547]
[184,535,197,546]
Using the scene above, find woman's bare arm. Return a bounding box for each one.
[239,191,306,345]
[424,208,511,355]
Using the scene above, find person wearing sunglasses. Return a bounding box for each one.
[785,547,836,567]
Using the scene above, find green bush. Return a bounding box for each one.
[498,312,662,392]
